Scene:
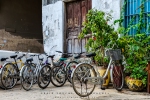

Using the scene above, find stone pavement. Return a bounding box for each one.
[0,82,150,100]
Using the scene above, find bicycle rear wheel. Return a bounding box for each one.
[50,66,66,87]
[1,63,18,89]
[21,65,33,91]
[37,64,51,89]
[72,63,96,97]
[112,63,124,91]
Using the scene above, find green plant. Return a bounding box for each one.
[114,0,150,87]
[79,9,118,66]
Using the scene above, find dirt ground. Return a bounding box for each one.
[0,82,150,100]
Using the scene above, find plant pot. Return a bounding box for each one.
[125,76,145,91]
[97,67,110,88]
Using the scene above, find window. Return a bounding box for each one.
[43,0,60,5]
[125,0,150,36]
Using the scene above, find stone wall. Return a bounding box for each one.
[0,29,44,53]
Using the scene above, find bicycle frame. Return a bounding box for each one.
[32,55,43,78]
[71,57,113,85]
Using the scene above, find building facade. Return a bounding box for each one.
[42,0,122,57]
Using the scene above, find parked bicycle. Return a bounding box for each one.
[71,46,124,97]
[20,54,44,91]
[0,51,27,89]
[37,54,53,89]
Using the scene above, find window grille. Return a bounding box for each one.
[125,0,150,36]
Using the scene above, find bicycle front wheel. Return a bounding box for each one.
[1,63,18,89]
[50,66,66,87]
[72,63,96,97]
[112,63,124,91]
[21,65,34,91]
[37,64,51,89]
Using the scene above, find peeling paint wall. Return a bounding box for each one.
[42,1,64,57]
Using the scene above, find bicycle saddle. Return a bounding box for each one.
[59,58,67,61]
[10,55,17,59]
[86,53,96,57]
[74,54,81,59]
[1,57,9,61]
[17,54,25,60]
[39,58,44,61]
[26,58,33,62]
[48,55,55,58]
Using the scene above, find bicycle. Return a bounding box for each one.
[0,51,27,89]
[20,54,44,91]
[71,46,124,97]
[37,54,53,89]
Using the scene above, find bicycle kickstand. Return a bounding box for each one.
[100,79,105,90]
[20,77,23,90]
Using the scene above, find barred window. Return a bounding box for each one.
[43,0,60,6]
[125,0,150,36]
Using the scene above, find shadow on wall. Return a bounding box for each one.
[0,29,44,53]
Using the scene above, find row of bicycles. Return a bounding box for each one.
[0,46,124,97]
[0,50,83,91]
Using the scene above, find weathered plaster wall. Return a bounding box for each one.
[42,1,64,57]
[92,0,121,30]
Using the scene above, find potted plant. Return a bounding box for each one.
[78,9,118,87]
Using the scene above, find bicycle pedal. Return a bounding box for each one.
[101,87,105,90]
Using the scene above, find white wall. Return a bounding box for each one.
[92,0,121,30]
[42,1,64,58]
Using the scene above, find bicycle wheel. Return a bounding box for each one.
[112,63,124,91]
[1,63,18,89]
[37,64,51,89]
[50,66,66,87]
[72,63,96,97]
[66,61,78,83]
[21,64,33,91]
[30,63,37,84]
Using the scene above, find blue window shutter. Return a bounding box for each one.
[124,0,150,36]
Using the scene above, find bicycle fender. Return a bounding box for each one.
[70,62,89,79]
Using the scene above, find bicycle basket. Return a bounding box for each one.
[106,49,122,60]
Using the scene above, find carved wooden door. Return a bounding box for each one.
[66,0,92,54]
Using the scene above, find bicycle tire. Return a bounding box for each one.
[30,63,37,84]
[112,63,124,91]
[66,61,78,83]
[1,63,18,89]
[50,66,66,87]
[37,64,51,89]
[72,63,96,97]
[21,64,33,91]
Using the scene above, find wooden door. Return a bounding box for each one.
[66,0,92,54]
